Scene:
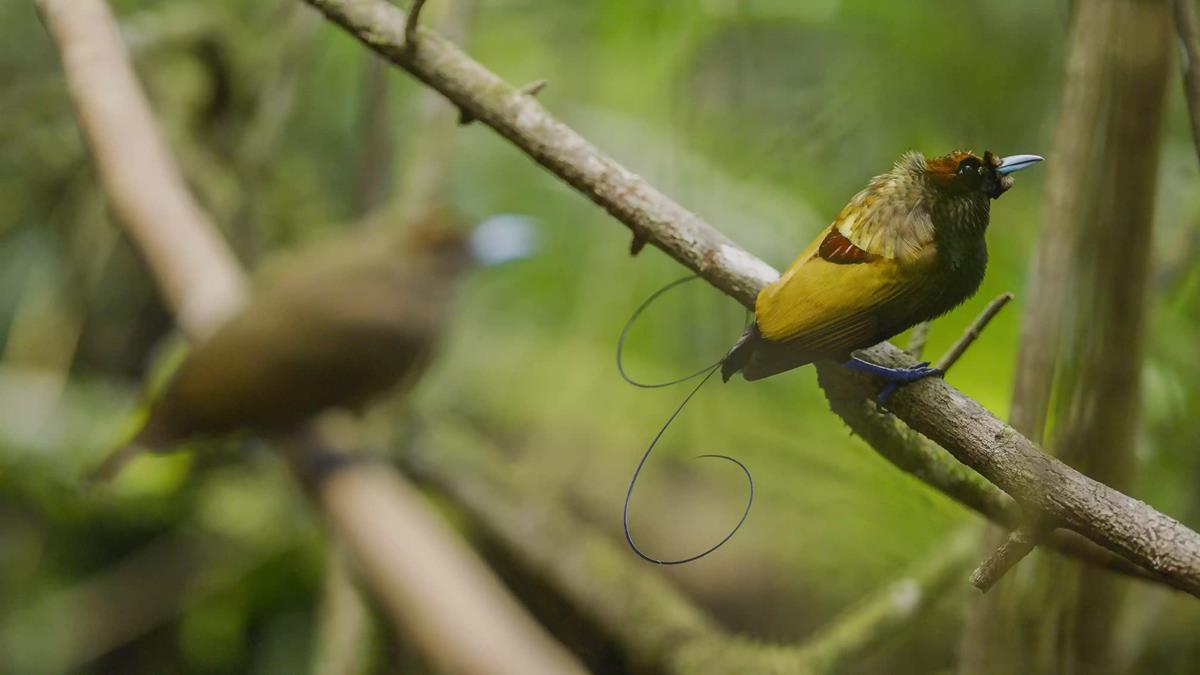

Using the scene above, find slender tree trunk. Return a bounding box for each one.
[959,1,1170,673]
[391,0,474,223]
[1053,5,1168,666]
[355,54,394,217]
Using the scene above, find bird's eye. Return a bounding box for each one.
[956,158,982,176]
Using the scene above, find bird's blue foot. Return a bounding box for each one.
[839,356,943,410]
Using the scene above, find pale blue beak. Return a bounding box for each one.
[470,214,539,266]
[996,154,1044,175]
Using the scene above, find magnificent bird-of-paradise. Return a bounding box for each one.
[621,149,1043,564]
[91,211,536,483]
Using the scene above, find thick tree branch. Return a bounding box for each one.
[36,2,587,673]
[305,0,1200,597]
[814,365,1163,586]
[287,434,587,675]
[840,301,1160,584]
[35,0,246,339]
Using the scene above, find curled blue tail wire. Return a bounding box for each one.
[616,275,728,388]
[616,275,754,565]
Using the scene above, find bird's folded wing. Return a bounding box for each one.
[754,227,935,359]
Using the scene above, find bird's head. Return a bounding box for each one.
[922,150,1043,200]
[846,150,1043,251]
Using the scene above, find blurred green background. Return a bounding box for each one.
[2,0,1199,673]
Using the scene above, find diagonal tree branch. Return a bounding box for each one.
[35,0,247,339]
[844,299,1161,585]
[303,0,1200,597]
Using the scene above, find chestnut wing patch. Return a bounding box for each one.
[818,229,878,264]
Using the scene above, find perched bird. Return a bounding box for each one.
[621,150,1042,565]
[721,149,1042,394]
[92,211,536,482]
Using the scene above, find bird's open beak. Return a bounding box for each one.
[996,154,1044,175]
[469,214,540,266]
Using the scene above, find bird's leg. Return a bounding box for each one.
[839,356,943,409]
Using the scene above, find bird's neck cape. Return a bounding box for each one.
[813,151,990,277]
[830,153,934,264]
[898,151,991,240]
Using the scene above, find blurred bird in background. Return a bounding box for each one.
[623,149,1042,564]
[91,211,537,483]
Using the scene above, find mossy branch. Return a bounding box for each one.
[403,421,972,675]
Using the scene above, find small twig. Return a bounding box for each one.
[1173,0,1200,166]
[969,525,1041,593]
[932,292,1027,591]
[520,78,548,97]
[935,293,1014,373]
[404,0,427,49]
[630,233,648,256]
[905,322,932,360]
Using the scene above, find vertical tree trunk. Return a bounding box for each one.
[960,1,1170,673]
[1052,3,1169,666]
[391,0,475,223]
[356,54,395,216]
[356,0,474,221]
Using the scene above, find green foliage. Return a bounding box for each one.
[2,0,1199,673]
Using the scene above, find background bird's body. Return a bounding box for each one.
[724,150,1028,382]
[137,231,459,449]
[92,217,476,481]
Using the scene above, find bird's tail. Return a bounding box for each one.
[720,323,760,382]
[615,275,754,565]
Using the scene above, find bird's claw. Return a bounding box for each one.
[839,356,945,412]
[874,365,943,411]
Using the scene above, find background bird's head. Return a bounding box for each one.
[401,210,539,276]
[923,150,1043,201]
